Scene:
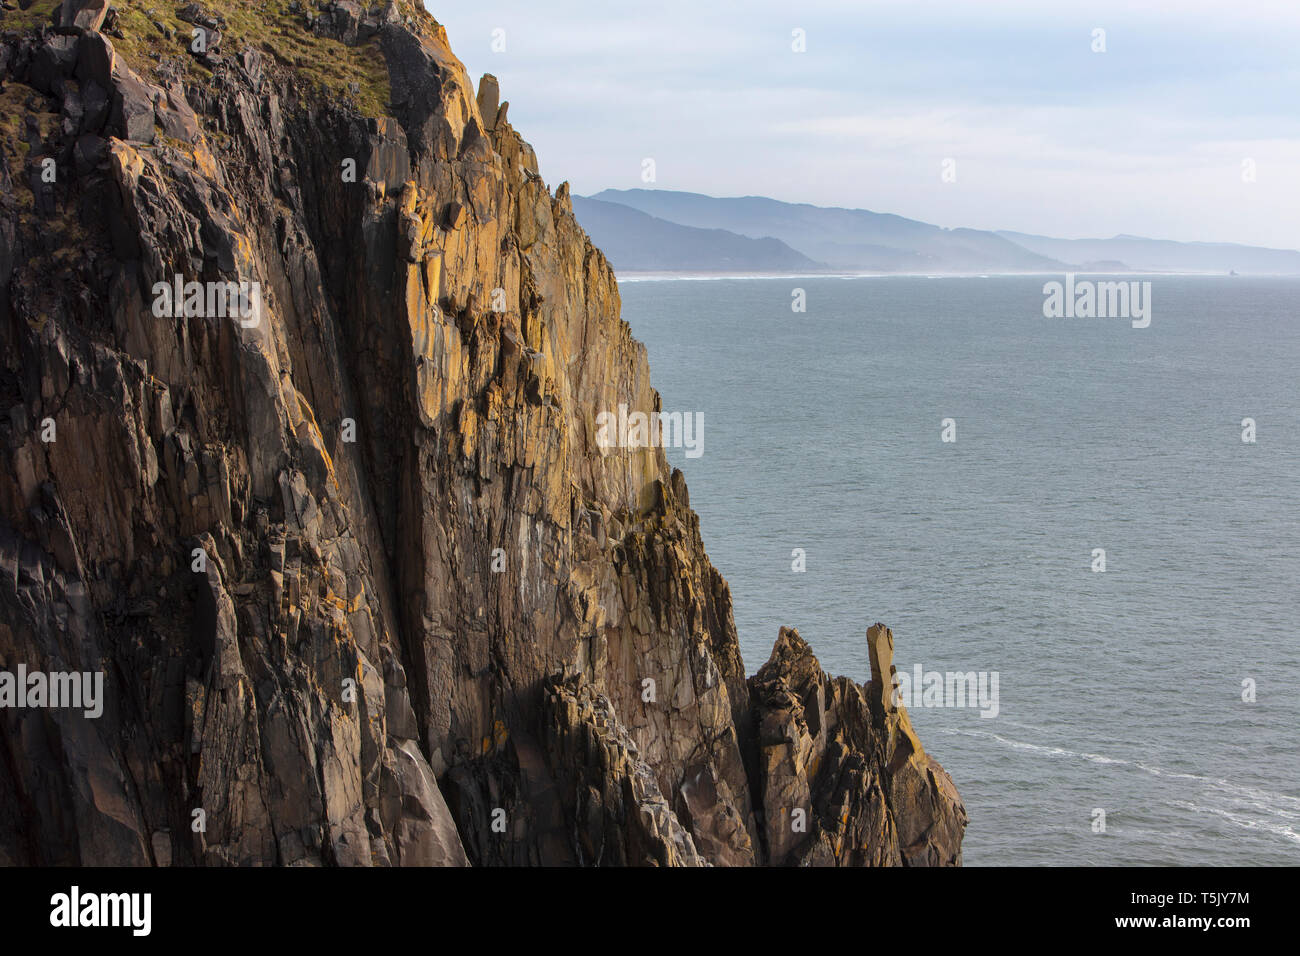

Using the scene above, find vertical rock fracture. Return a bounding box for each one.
[0,1,965,866]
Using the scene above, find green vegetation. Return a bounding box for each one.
[0,84,38,211]
[3,0,394,118]
[0,0,62,33]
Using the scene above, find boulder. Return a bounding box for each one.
[29,35,79,96]
[107,67,155,143]
[75,31,116,89]
[58,0,111,32]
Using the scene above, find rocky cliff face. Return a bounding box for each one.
[0,0,965,866]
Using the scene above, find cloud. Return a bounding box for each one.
[430,0,1300,248]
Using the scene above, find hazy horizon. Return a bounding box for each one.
[433,0,1300,251]
[584,187,1300,254]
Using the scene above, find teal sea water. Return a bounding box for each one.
[618,275,1300,866]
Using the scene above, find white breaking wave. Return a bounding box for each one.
[939,726,1300,849]
[1171,800,1300,847]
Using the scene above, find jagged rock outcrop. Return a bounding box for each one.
[750,624,967,866]
[0,0,964,866]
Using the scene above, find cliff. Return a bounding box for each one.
[0,0,965,866]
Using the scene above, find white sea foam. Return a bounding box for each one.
[941,726,1300,846]
[1170,800,1300,847]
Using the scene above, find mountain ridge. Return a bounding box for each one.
[588,187,1068,274]
[570,195,821,273]
[995,229,1300,274]
[584,188,1300,275]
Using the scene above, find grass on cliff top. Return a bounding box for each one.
[3,0,394,118]
[1,83,38,212]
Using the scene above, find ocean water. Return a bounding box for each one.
[617,274,1300,866]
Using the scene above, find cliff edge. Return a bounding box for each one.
[0,0,965,865]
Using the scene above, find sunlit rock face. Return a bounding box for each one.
[0,0,963,866]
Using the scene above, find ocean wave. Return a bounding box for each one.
[939,727,1300,834]
[1170,800,1300,847]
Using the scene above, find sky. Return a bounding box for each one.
[430,0,1300,250]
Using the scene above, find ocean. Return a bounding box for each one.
[617,274,1300,866]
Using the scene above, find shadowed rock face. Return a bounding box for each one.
[0,1,964,866]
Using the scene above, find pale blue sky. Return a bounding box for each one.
[430,0,1300,249]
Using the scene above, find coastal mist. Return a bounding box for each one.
[622,274,1300,866]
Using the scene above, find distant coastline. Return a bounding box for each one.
[580,189,1300,278]
[614,270,1283,282]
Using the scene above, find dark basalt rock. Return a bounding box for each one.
[107,66,154,143]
